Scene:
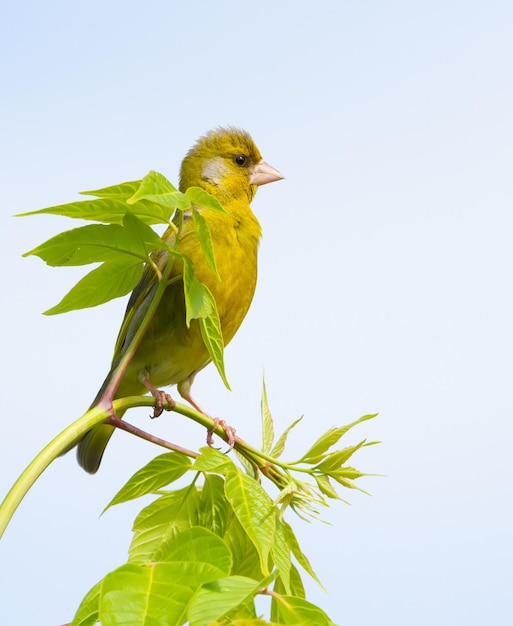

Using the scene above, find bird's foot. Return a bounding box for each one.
[207,418,237,451]
[151,389,176,418]
[141,373,176,418]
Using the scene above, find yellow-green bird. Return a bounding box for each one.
[76,127,283,473]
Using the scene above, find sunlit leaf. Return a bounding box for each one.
[80,180,143,199]
[43,257,143,315]
[261,378,274,455]
[188,575,272,625]
[199,307,230,390]
[192,207,219,278]
[71,580,101,626]
[271,595,336,626]
[24,212,164,267]
[186,186,226,213]
[270,416,303,459]
[128,487,201,563]
[103,453,192,512]
[225,469,275,576]
[298,414,377,463]
[280,520,323,588]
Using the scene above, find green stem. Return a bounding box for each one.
[0,396,163,540]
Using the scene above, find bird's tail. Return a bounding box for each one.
[76,418,124,474]
[76,370,123,474]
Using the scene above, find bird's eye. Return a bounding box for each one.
[234,154,248,167]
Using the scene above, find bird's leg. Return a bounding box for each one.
[140,370,176,418]
[177,378,236,450]
[207,418,237,450]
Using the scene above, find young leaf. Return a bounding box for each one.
[198,474,230,537]
[271,515,292,595]
[271,595,337,626]
[103,453,192,512]
[224,468,276,576]
[223,514,263,581]
[17,197,136,224]
[80,179,143,199]
[261,378,275,455]
[186,186,226,213]
[188,575,271,625]
[71,580,101,626]
[298,414,378,463]
[99,558,226,626]
[200,313,230,390]
[273,563,306,601]
[314,475,341,500]
[192,207,219,278]
[270,416,303,459]
[182,259,214,326]
[192,447,234,474]
[24,212,164,267]
[160,527,232,575]
[127,170,178,200]
[129,487,201,563]
[43,257,143,315]
[315,441,367,472]
[280,520,324,588]
[127,171,190,213]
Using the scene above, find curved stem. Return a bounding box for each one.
[0,395,301,540]
[0,396,164,539]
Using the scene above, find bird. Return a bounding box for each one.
[76,127,283,473]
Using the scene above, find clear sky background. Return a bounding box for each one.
[1,1,512,624]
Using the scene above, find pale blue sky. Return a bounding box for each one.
[1,1,512,624]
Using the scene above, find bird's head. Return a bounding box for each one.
[179,127,283,204]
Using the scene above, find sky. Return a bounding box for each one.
[1,1,512,624]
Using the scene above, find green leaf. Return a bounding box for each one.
[273,563,305,601]
[129,487,201,563]
[103,453,192,512]
[198,474,230,537]
[223,514,263,580]
[225,468,275,576]
[316,441,367,472]
[199,307,230,390]
[17,197,136,224]
[127,171,189,212]
[99,557,226,626]
[186,186,226,213]
[270,416,303,459]
[127,170,178,199]
[24,212,164,267]
[260,378,275,455]
[43,257,143,314]
[271,595,337,626]
[188,575,268,625]
[314,475,341,500]
[280,520,323,589]
[80,180,143,199]
[192,207,219,278]
[299,414,378,463]
[192,447,234,474]
[71,580,101,626]
[182,259,214,326]
[271,516,292,594]
[159,527,232,575]
[182,266,229,389]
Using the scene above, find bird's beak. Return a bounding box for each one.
[250,160,284,186]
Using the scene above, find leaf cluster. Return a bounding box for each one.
[19,171,229,386]
[72,447,337,626]
[68,393,377,625]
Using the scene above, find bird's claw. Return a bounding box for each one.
[151,390,175,418]
[207,418,236,452]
